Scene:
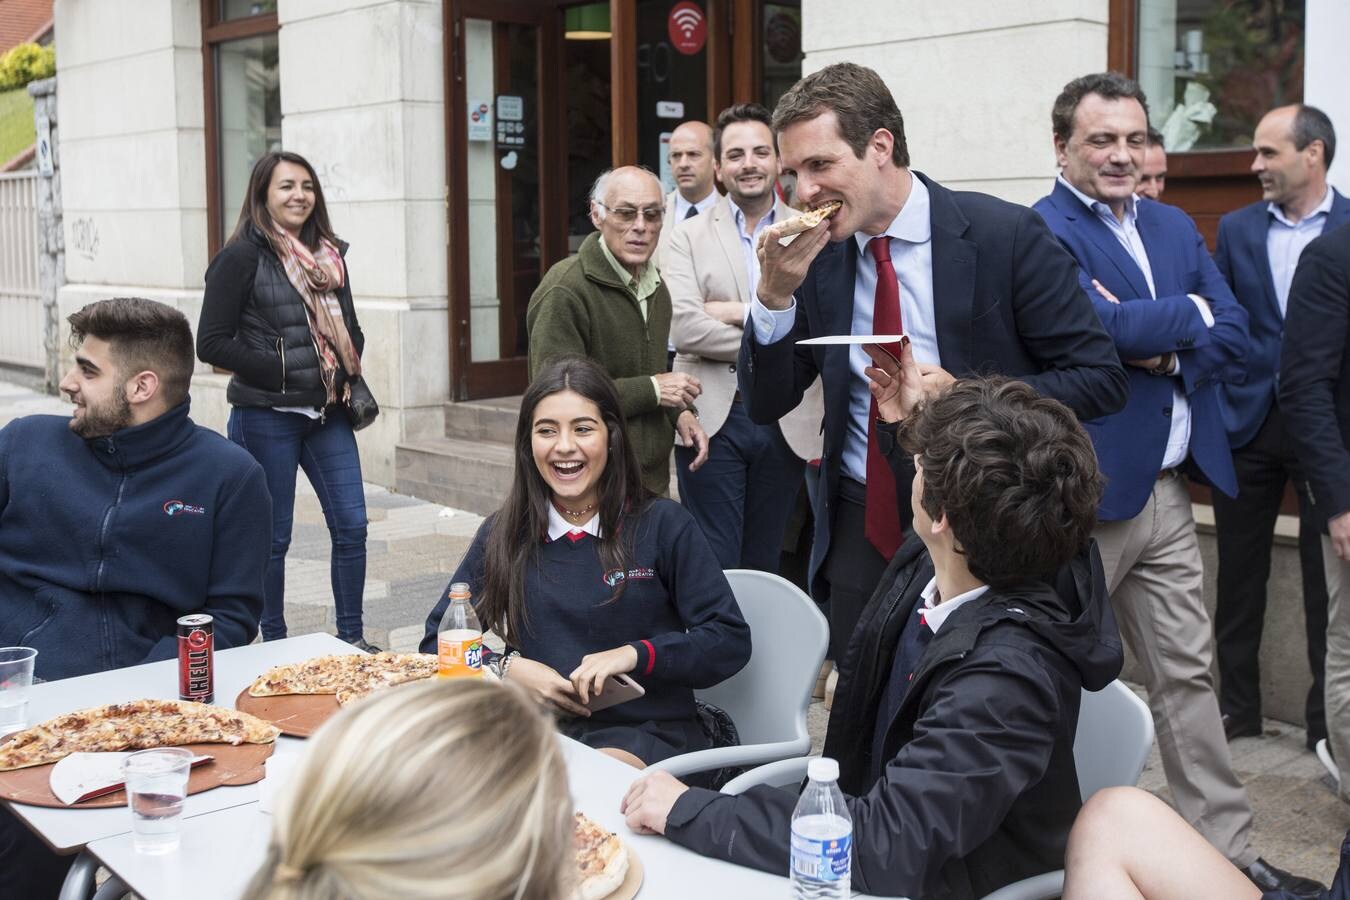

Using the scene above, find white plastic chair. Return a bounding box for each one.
[720,680,1155,900]
[644,569,828,780]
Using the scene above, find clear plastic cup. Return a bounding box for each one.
[0,647,37,736]
[122,748,193,854]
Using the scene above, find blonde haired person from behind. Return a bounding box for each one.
[244,678,572,900]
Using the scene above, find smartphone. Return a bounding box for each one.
[583,673,646,713]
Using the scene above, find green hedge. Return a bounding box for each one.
[0,43,55,92]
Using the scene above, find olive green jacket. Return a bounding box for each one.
[526,232,680,495]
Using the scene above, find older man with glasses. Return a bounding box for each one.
[527,165,709,497]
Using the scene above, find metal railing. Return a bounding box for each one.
[0,170,43,370]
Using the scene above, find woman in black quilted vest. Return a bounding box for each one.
[198,151,378,652]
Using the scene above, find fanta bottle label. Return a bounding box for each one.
[438,628,484,678]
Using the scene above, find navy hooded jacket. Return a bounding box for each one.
[664,537,1123,900]
[0,402,271,681]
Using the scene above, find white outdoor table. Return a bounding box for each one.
[87,732,885,899]
[1,633,355,857]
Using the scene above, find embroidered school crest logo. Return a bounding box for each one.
[163,500,206,516]
[603,567,656,587]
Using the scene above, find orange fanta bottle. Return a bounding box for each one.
[437,582,484,678]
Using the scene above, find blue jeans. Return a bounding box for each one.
[674,399,805,571]
[228,407,368,642]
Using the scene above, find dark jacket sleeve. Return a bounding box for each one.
[142,463,272,661]
[197,241,284,390]
[1080,228,1248,391]
[420,517,492,653]
[665,648,1064,897]
[628,506,752,687]
[342,264,365,358]
[1281,237,1350,523]
[736,297,821,427]
[1005,209,1127,421]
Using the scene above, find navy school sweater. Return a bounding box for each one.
[421,499,752,725]
[0,402,272,681]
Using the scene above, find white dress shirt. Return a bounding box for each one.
[1268,188,1334,316]
[751,176,938,484]
[1057,176,1214,471]
[918,577,990,634]
[672,189,719,222]
[727,197,777,323]
[546,503,603,542]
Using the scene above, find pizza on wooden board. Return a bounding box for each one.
[571,812,629,900]
[0,700,279,771]
[247,652,438,705]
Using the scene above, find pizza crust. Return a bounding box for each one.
[571,812,629,900]
[772,200,843,246]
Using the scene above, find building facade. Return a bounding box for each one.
[51,0,1350,487]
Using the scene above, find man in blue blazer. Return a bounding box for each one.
[1213,104,1347,749]
[1035,73,1317,896]
[735,63,1126,666]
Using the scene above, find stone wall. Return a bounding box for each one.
[800,0,1109,206]
[50,0,452,487]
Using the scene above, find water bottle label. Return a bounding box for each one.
[790,830,851,882]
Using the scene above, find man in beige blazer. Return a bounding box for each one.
[665,103,824,571]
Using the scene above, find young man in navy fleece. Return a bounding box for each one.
[623,359,1123,899]
[0,297,271,897]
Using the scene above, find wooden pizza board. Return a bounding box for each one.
[235,687,339,738]
[605,846,644,900]
[0,741,274,809]
[235,671,494,738]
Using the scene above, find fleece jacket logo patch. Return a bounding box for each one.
[163,500,206,516]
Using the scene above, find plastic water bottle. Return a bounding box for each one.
[437,582,483,678]
[790,757,852,898]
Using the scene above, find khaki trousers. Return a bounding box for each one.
[1092,474,1256,867]
[1322,536,1350,802]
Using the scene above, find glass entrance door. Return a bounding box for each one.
[447,1,563,399]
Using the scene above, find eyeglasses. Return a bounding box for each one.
[597,204,664,225]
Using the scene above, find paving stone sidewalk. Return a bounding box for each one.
[1,375,1346,884]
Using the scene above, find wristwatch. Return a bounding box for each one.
[1149,352,1176,376]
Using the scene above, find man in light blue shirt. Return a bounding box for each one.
[734,62,1125,668]
[664,104,823,572]
[1212,103,1350,755]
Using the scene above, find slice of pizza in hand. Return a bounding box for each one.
[768,200,843,248]
[570,812,629,900]
[0,700,279,771]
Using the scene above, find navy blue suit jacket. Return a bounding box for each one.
[738,172,1127,600]
[1034,181,1249,522]
[1215,190,1350,448]
[1281,222,1350,530]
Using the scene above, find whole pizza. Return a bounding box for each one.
[247,652,438,705]
[0,700,279,771]
[572,812,629,900]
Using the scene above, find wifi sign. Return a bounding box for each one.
[667,1,707,55]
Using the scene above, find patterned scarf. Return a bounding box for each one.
[269,223,362,406]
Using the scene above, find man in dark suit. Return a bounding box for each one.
[1213,104,1347,747]
[1282,221,1350,802]
[737,62,1127,665]
[1035,72,1318,896]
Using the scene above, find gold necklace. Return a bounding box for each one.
[558,501,596,520]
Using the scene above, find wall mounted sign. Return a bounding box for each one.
[468,101,492,142]
[497,95,524,121]
[667,1,707,55]
[656,100,685,119]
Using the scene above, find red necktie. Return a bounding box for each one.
[865,236,904,560]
